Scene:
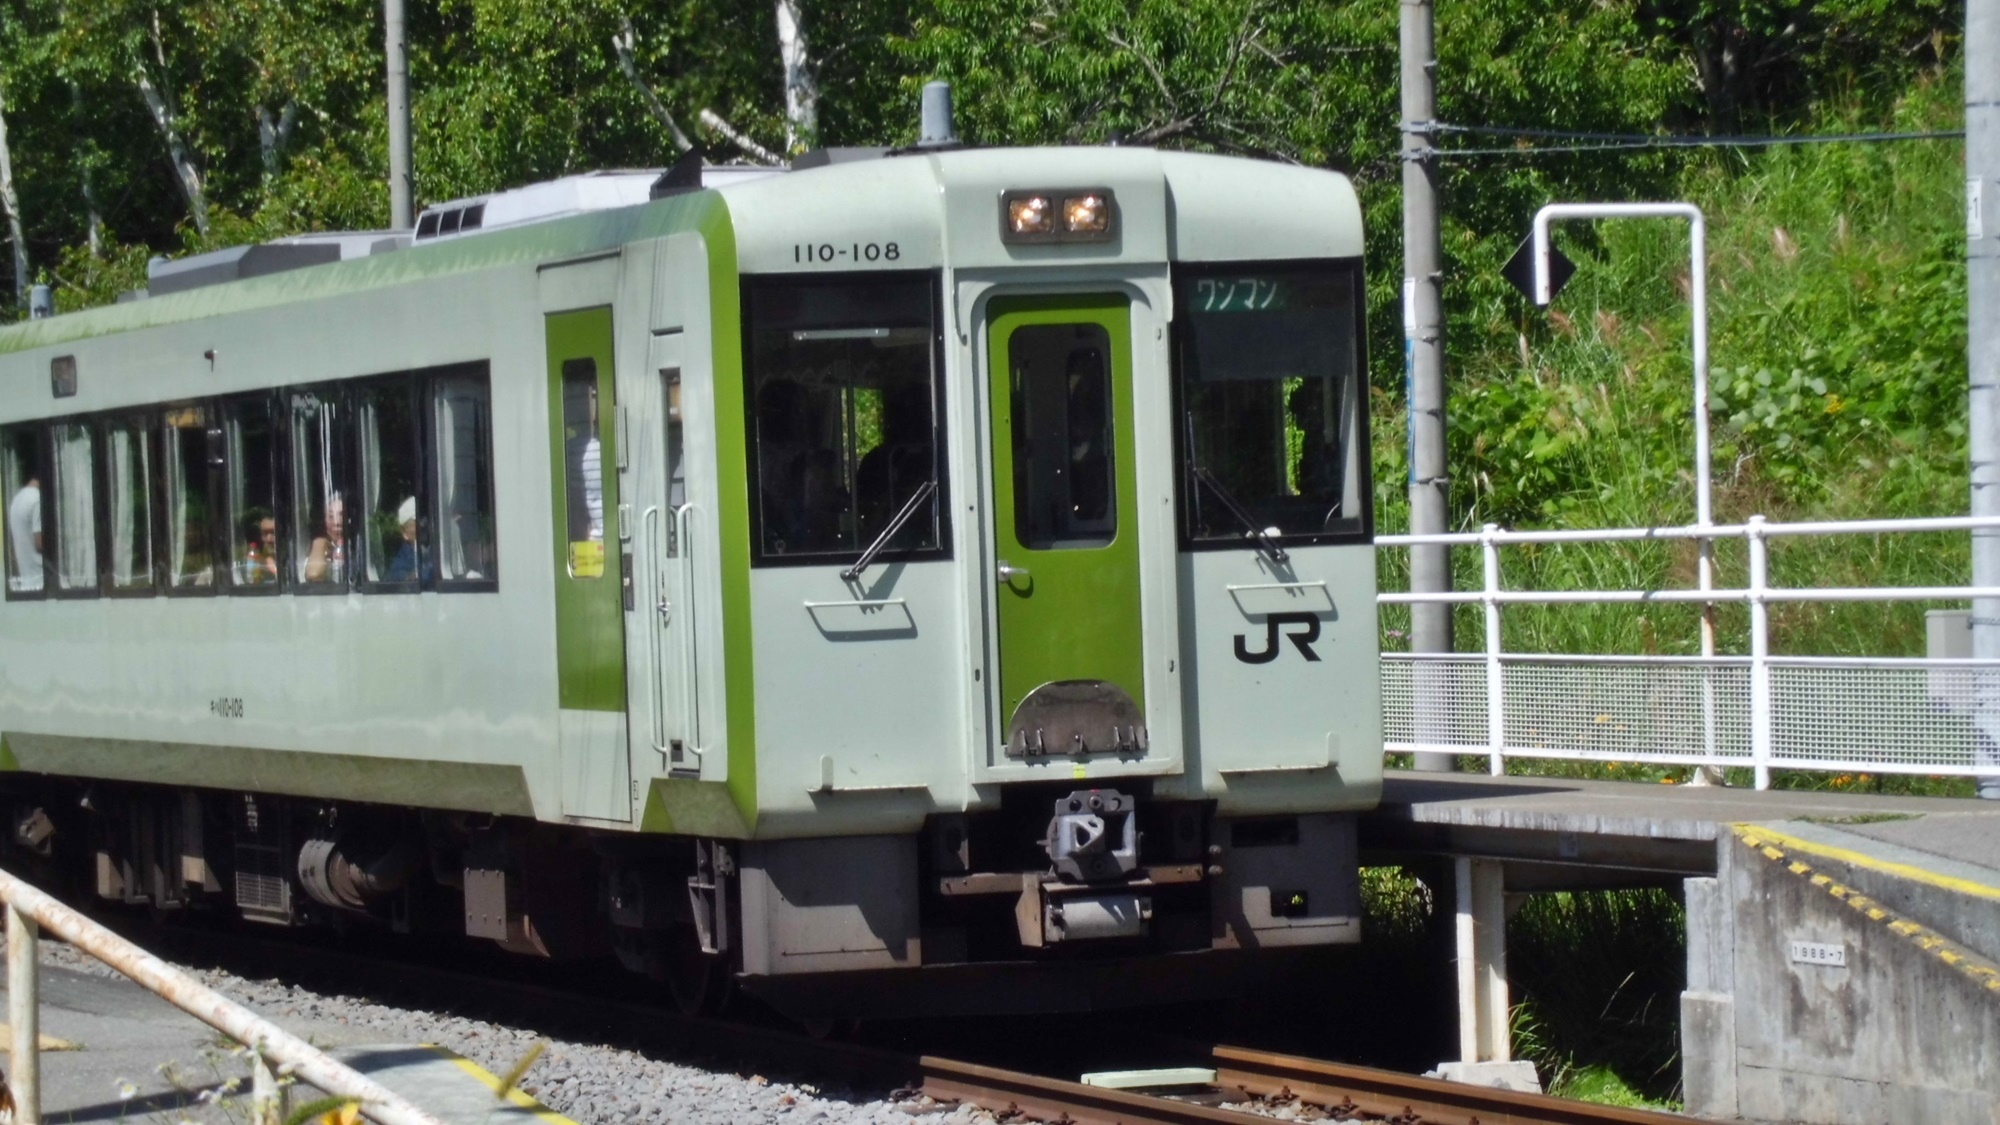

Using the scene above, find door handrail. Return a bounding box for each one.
[675,502,705,759]
[642,504,670,757]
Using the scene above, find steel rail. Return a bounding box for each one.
[1212,1045,1697,1125]
[920,1056,1266,1125]
[921,1047,1710,1125]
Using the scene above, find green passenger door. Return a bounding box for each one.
[546,307,631,819]
[987,296,1147,757]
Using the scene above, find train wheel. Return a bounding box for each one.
[796,1017,862,1041]
[663,931,725,1017]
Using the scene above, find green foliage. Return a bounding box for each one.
[1553,1063,1681,1109]
[1508,889,1686,1105]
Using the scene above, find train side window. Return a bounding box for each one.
[223,396,281,591]
[432,369,497,585]
[101,415,158,593]
[49,421,99,595]
[162,406,217,590]
[743,272,945,564]
[2,426,46,597]
[560,359,605,579]
[358,379,426,589]
[288,388,353,590]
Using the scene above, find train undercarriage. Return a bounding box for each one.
[0,777,1360,1018]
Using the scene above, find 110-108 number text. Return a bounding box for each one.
[793,242,901,265]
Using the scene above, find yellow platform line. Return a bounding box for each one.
[1733,822,2000,904]
[1732,827,2000,996]
[418,1044,580,1125]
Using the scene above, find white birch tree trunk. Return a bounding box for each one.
[776,0,817,156]
[136,67,208,237]
[257,102,299,185]
[612,18,694,154]
[70,84,103,256]
[0,82,29,313]
[137,11,208,238]
[698,108,782,165]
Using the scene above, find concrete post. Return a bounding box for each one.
[1969,0,2000,799]
[7,901,38,1124]
[1453,856,1508,1061]
[1439,858,1538,1090]
[1402,0,1456,774]
[384,0,414,230]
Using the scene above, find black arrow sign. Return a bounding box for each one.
[1502,234,1577,305]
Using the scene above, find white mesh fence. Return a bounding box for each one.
[1768,660,2000,774]
[1499,657,1751,764]
[1381,655,1486,750]
[1383,654,2000,776]
[1384,654,1750,763]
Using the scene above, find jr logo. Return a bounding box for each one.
[1234,612,1323,664]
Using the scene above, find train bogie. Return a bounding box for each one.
[0,140,1380,1015]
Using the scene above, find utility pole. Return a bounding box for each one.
[384,0,414,230]
[1970,0,2000,798]
[1402,0,1455,772]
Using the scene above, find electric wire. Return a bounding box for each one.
[1424,121,1964,159]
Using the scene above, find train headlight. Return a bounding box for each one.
[1006,194,1055,236]
[1063,193,1109,234]
[1001,188,1116,244]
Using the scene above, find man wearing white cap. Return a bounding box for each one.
[386,495,427,583]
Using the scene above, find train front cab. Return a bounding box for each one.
[701,150,1382,1015]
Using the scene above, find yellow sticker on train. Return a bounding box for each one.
[569,540,605,578]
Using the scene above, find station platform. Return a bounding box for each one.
[1360,768,2000,889]
[334,1044,575,1125]
[0,955,575,1124]
[1359,769,2000,1124]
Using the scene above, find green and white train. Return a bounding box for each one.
[0,136,1380,1016]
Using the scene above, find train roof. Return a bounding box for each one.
[0,148,1362,358]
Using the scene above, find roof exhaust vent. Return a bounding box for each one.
[917,81,959,149]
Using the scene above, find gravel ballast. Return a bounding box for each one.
[16,936,1027,1125]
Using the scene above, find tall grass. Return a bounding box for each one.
[1507,889,1687,1104]
[1375,71,1977,796]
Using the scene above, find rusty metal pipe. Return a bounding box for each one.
[8,900,40,1124]
[0,865,448,1125]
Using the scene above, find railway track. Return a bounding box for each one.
[113,918,1699,1125]
[920,1047,1699,1125]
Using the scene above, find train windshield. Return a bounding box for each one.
[1174,263,1367,548]
[743,272,946,564]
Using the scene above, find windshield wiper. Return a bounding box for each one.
[1193,466,1289,565]
[842,479,939,582]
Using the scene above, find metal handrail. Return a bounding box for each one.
[675,503,705,759]
[1378,513,2000,790]
[0,864,449,1125]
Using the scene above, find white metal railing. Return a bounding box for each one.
[1378,514,2000,788]
[0,864,449,1125]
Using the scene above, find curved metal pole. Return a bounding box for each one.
[0,865,449,1125]
[1532,203,1724,779]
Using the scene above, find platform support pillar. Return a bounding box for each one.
[1453,856,1509,1063]
[7,900,40,1124]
